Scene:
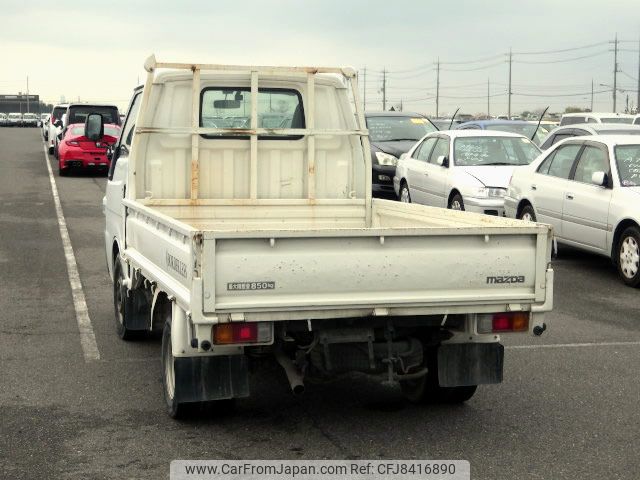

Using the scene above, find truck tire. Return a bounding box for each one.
[400,346,477,404]
[161,316,236,419]
[448,193,465,211]
[518,204,536,222]
[617,226,640,287]
[113,259,141,340]
[162,318,189,418]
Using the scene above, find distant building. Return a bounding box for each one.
[0,94,51,114]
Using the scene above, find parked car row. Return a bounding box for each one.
[41,103,121,176]
[0,112,42,127]
[386,121,640,287]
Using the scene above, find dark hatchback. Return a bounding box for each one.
[365,112,437,198]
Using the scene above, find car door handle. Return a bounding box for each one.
[531,184,537,190]
[566,193,574,200]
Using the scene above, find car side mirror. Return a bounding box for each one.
[399,153,408,161]
[591,171,607,187]
[85,113,104,142]
[54,120,63,128]
[436,155,449,168]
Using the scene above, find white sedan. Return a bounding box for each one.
[394,130,541,216]
[505,135,640,287]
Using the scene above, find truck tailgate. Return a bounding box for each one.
[202,229,548,313]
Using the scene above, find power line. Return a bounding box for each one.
[513,50,609,64]
[439,53,505,65]
[513,41,609,55]
[440,60,506,72]
[513,90,610,97]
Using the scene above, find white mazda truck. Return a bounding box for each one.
[101,55,554,418]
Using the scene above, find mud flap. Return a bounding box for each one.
[437,343,504,387]
[123,288,150,331]
[174,355,250,403]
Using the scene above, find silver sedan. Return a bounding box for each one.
[505,135,640,287]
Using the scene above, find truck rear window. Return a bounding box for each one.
[200,87,304,139]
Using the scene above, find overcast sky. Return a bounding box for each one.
[1,0,639,116]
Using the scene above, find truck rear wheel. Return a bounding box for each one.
[161,319,188,418]
[161,316,236,419]
[113,259,142,340]
[400,347,477,404]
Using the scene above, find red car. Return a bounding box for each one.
[57,123,121,176]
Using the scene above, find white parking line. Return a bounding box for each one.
[42,145,100,362]
[506,341,640,350]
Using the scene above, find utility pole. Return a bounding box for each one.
[435,58,440,117]
[362,67,367,111]
[613,33,619,112]
[26,76,29,113]
[507,48,513,119]
[381,68,387,111]
[399,98,403,112]
[487,78,490,118]
[591,79,594,112]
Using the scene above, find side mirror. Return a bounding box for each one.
[54,119,63,128]
[106,145,114,161]
[399,153,408,161]
[436,155,449,168]
[85,113,104,142]
[591,171,607,187]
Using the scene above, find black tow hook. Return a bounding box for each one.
[533,323,547,336]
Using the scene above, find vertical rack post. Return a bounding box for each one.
[307,72,316,200]
[190,67,201,200]
[348,72,372,227]
[250,70,258,199]
[128,61,156,201]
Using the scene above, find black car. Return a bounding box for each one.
[365,112,437,198]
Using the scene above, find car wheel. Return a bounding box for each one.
[48,145,54,154]
[400,183,411,203]
[518,204,536,222]
[617,226,640,287]
[400,345,477,404]
[448,193,465,211]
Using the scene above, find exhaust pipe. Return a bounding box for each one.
[275,348,305,395]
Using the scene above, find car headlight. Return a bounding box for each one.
[375,151,398,166]
[469,187,506,198]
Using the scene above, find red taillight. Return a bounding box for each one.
[50,114,54,123]
[478,312,529,333]
[212,322,272,345]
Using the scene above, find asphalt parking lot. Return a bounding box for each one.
[1,128,639,480]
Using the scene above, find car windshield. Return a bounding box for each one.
[484,123,549,145]
[601,117,634,124]
[614,145,640,186]
[454,136,541,167]
[366,116,436,142]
